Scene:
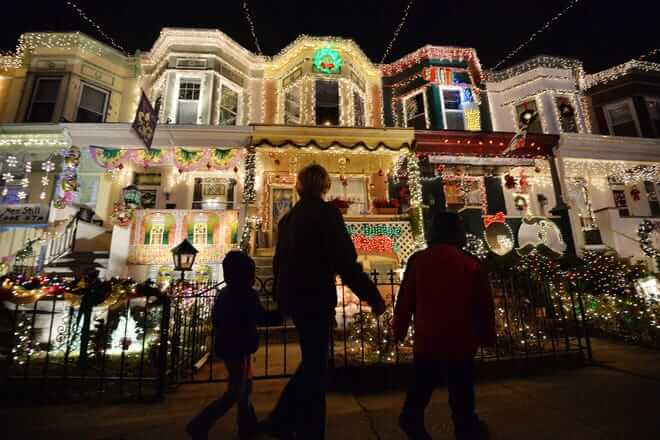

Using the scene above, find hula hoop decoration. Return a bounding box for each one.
[313,47,342,74]
[638,220,660,258]
[54,146,81,209]
[483,212,515,256]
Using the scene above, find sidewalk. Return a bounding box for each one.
[4,338,660,440]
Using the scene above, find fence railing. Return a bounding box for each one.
[0,270,591,402]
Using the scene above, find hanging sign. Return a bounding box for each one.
[0,204,50,226]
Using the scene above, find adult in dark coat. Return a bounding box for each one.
[393,212,496,440]
[264,164,386,439]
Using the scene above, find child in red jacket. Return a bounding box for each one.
[393,212,495,440]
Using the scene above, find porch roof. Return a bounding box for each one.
[558,133,660,162]
[251,124,414,152]
[414,130,558,158]
[62,123,253,150]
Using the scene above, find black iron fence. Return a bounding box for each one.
[0,271,591,402]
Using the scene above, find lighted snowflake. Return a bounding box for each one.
[41,160,55,173]
[17,191,27,200]
[6,155,18,167]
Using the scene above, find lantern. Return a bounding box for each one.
[171,239,199,282]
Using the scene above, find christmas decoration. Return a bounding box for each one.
[517,216,567,258]
[54,146,80,209]
[630,186,641,201]
[380,0,415,63]
[313,47,342,74]
[405,152,426,250]
[464,233,488,260]
[242,147,257,204]
[504,174,517,189]
[483,215,515,256]
[110,202,134,228]
[638,220,660,259]
[242,0,263,55]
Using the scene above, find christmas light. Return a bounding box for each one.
[242,0,263,55]
[380,0,415,63]
[65,1,126,53]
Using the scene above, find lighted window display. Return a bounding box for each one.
[404,92,427,129]
[177,78,201,124]
[315,80,340,126]
[219,85,239,126]
[149,224,165,245]
[515,100,543,134]
[285,84,301,125]
[193,222,208,245]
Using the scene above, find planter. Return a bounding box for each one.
[373,207,398,215]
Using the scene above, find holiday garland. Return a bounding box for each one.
[54,146,81,209]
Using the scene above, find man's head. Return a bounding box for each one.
[428,211,467,248]
[222,251,256,287]
[295,164,331,199]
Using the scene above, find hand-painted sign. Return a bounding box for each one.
[0,204,50,226]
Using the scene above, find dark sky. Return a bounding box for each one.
[3,0,659,72]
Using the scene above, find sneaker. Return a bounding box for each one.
[399,413,432,440]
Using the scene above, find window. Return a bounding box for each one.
[644,181,660,216]
[315,80,339,126]
[515,100,543,134]
[284,85,301,125]
[219,85,239,126]
[149,224,165,245]
[74,175,99,207]
[442,89,464,130]
[353,91,365,127]
[604,100,640,137]
[193,222,208,245]
[612,189,629,217]
[0,186,24,205]
[647,98,660,137]
[26,77,62,122]
[177,78,201,124]
[75,83,109,122]
[556,96,578,133]
[404,92,427,129]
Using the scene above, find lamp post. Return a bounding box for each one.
[122,184,142,209]
[171,239,199,283]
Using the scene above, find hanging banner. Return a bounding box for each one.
[90,146,129,170]
[0,204,50,226]
[131,148,169,168]
[208,148,242,171]
[174,148,210,172]
[131,92,160,150]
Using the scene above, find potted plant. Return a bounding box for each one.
[372,198,400,215]
[328,197,352,215]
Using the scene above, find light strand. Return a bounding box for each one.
[65,1,126,53]
[492,0,582,70]
[380,0,415,64]
[638,48,660,61]
[242,0,263,55]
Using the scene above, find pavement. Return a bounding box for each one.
[3,337,660,440]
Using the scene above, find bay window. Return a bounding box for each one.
[26,77,62,122]
[604,99,640,137]
[515,100,543,134]
[403,92,428,129]
[315,80,340,126]
[441,89,464,130]
[285,84,301,125]
[177,78,201,124]
[76,83,109,122]
[353,90,365,127]
[219,85,239,126]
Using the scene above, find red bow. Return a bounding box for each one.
[483,212,506,228]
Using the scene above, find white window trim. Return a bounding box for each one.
[646,96,660,137]
[75,82,110,123]
[438,86,465,130]
[402,89,430,129]
[216,77,243,126]
[27,76,63,122]
[603,98,641,137]
[511,96,546,134]
[172,73,204,125]
[283,80,303,125]
[352,86,367,128]
[552,93,583,134]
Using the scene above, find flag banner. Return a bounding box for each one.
[132,92,159,150]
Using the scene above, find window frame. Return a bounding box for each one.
[217,79,243,126]
[283,82,302,125]
[175,76,203,124]
[402,89,430,129]
[439,86,465,130]
[513,97,545,134]
[645,96,660,137]
[603,98,641,137]
[352,87,366,128]
[26,76,64,122]
[75,82,110,123]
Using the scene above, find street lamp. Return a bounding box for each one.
[171,239,198,283]
[122,185,142,209]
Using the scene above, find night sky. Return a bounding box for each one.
[3,0,659,72]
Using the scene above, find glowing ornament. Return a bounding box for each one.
[516,216,567,258]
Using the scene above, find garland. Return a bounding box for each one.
[638,220,660,259]
[54,146,80,209]
[88,147,241,172]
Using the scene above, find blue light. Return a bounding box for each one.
[462,88,473,103]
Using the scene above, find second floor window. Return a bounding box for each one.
[177,79,201,124]
[441,89,464,130]
[76,83,109,122]
[219,86,239,126]
[285,85,301,125]
[26,77,62,122]
[353,91,365,127]
[604,100,639,137]
[515,100,543,134]
[556,97,578,133]
[404,92,428,129]
[647,97,660,137]
[315,80,339,126]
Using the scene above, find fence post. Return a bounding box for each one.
[157,296,171,398]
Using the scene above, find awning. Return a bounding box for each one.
[415,130,558,158]
[251,124,414,152]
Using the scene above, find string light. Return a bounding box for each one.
[242,0,263,55]
[492,0,583,70]
[380,0,415,64]
[65,1,126,53]
[637,48,660,61]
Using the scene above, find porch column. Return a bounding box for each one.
[548,150,576,256]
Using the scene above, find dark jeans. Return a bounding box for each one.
[269,310,332,439]
[402,358,477,433]
[188,357,256,436]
